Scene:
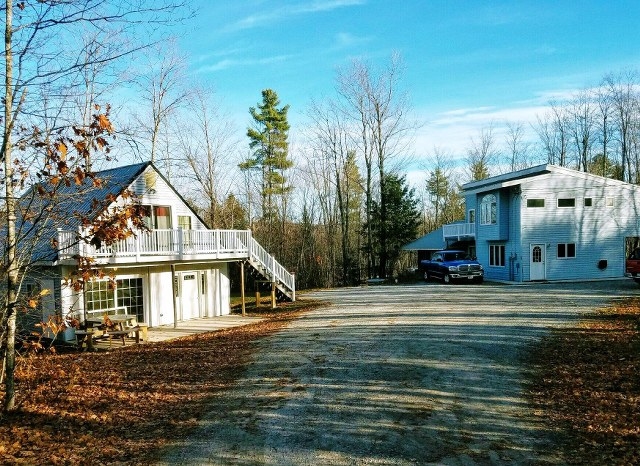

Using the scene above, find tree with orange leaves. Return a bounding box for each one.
[1,0,186,413]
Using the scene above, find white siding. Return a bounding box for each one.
[132,166,207,230]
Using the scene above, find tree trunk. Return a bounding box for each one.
[3,0,18,413]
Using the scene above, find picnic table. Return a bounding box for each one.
[75,314,149,350]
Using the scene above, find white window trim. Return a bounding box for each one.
[557,198,576,208]
[526,198,545,208]
[489,244,506,267]
[480,194,497,225]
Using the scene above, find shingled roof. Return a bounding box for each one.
[16,162,151,263]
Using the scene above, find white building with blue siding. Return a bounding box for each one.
[442,164,640,282]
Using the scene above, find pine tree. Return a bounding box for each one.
[367,174,420,278]
[241,89,292,222]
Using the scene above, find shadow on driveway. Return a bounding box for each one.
[158,280,638,465]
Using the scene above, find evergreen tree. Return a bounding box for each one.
[367,174,420,278]
[241,89,292,222]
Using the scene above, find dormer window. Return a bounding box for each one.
[480,194,497,225]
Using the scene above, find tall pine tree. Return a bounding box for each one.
[240,89,292,251]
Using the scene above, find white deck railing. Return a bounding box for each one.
[442,223,475,239]
[57,228,295,298]
[248,236,296,298]
[57,228,252,260]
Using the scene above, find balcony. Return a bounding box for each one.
[57,228,253,265]
[442,223,475,240]
[56,227,296,300]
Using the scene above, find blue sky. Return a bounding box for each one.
[177,0,640,161]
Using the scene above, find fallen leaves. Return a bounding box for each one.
[527,297,640,465]
[0,299,326,465]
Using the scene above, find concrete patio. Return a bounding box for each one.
[88,314,265,350]
[145,315,265,343]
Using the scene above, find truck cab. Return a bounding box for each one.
[420,250,484,284]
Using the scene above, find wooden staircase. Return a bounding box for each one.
[242,234,295,302]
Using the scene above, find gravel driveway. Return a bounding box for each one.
[158,280,638,465]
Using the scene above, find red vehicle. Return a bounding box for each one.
[626,248,640,283]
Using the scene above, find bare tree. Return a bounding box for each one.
[1,0,186,413]
[175,87,240,228]
[595,85,614,177]
[603,70,640,182]
[504,121,531,171]
[136,45,189,178]
[307,97,363,285]
[466,124,497,181]
[336,53,415,278]
[568,90,597,172]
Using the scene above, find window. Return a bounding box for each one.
[468,209,475,223]
[85,278,144,322]
[584,198,592,207]
[527,199,545,208]
[557,198,575,208]
[489,244,505,267]
[142,205,173,229]
[606,197,615,207]
[557,243,576,259]
[178,215,192,230]
[480,194,497,225]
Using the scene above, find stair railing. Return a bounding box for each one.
[245,234,295,297]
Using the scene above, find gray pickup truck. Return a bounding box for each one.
[419,250,484,284]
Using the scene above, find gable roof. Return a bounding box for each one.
[18,161,154,262]
[461,164,638,196]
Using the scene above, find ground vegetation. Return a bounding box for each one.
[527,298,640,464]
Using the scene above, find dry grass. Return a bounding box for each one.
[0,298,327,465]
[526,298,640,465]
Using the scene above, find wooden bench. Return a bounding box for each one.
[105,330,130,348]
[75,330,95,351]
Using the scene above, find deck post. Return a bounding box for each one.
[240,261,246,317]
[291,272,296,302]
[271,281,276,309]
[171,264,178,329]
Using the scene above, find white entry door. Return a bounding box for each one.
[180,272,200,321]
[530,244,546,280]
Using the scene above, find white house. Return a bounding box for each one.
[21,162,294,342]
[435,164,640,282]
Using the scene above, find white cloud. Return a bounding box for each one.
[224,0,366,33]
[196,54,294,73]
[414,103,551,157]
[333,32,372,49]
